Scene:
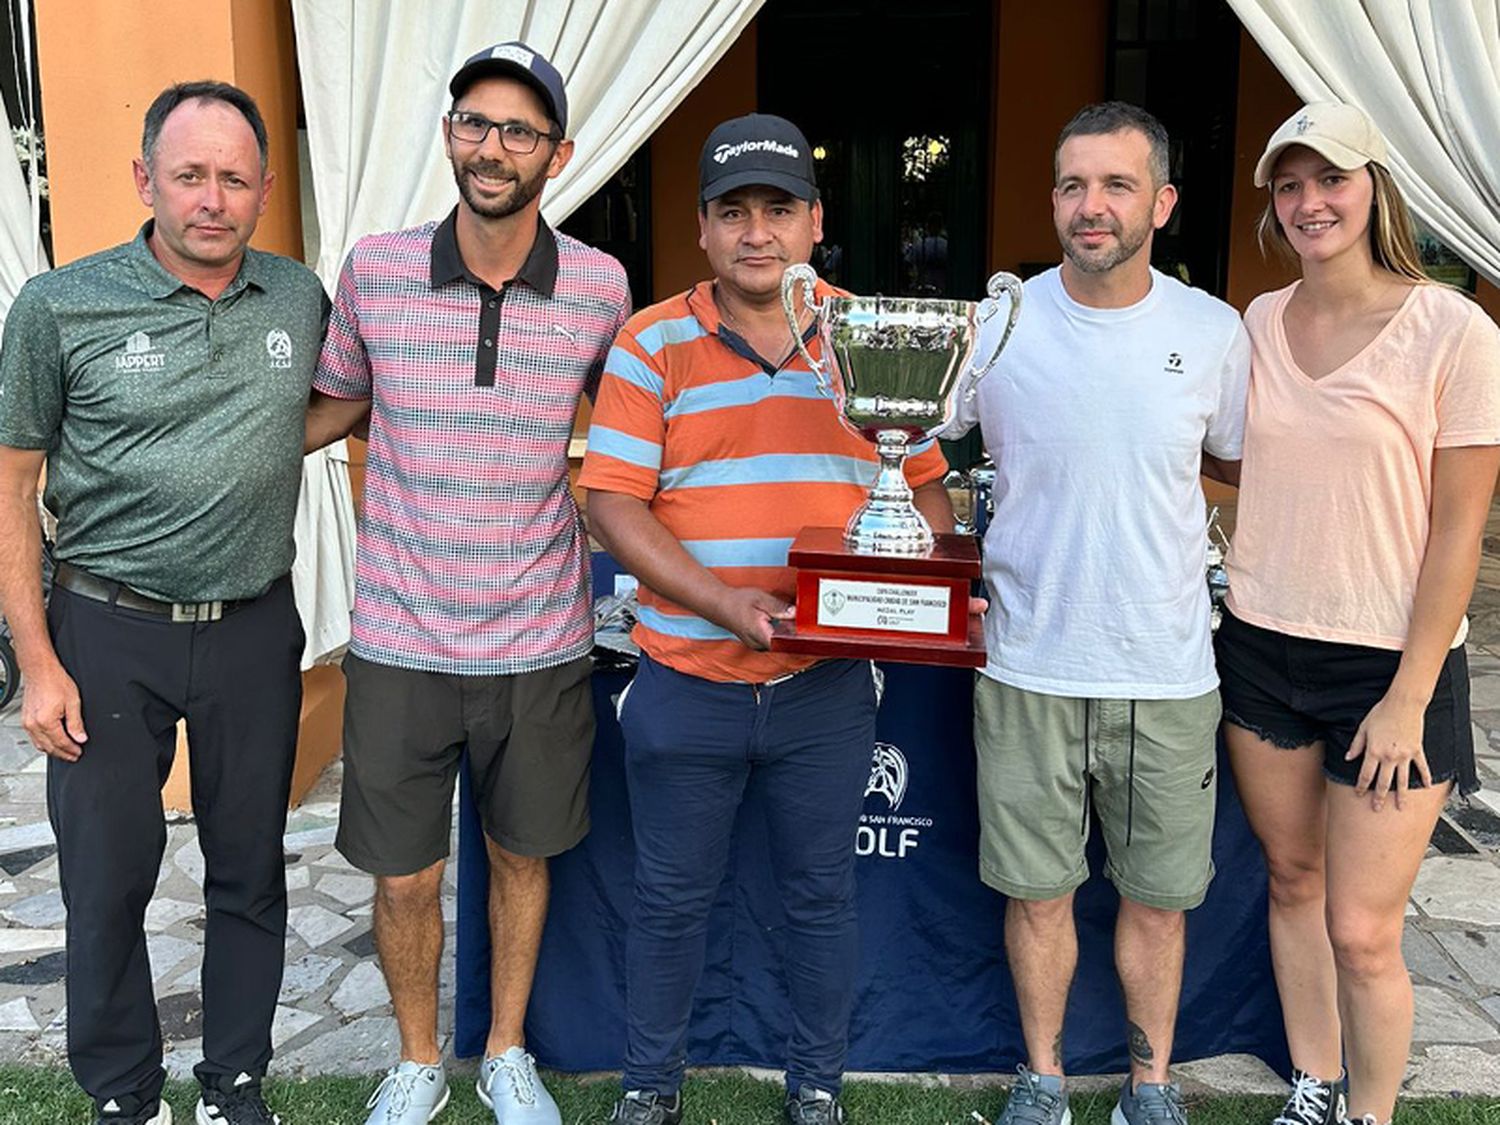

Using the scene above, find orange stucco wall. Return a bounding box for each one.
[988,0,1111,275]
[36,0,304,264]
[648,24,758,301]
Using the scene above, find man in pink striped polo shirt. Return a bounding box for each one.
[306,42,629,1125]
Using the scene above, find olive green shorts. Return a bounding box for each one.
[974,675,1221,911]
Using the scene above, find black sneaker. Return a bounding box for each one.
[785,1084,847,1125]
[1273,1070,1344,1125]
[195,1071,281,1124]
[96,1092,172,1125]
[607,1089,683,1125]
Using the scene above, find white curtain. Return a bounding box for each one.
[1227,0,1500,287]
[0,0,48,323]
[290,0,763,281]
[287,0,761,668]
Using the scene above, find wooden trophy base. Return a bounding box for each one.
[770,526,985,668]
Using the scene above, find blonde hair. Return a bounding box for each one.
[1256,161,1430,283]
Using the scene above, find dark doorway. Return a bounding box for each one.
[758,0,993,301]
[1109,0,1242,295]
[560,149,653,311]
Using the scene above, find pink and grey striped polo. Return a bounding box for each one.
[314,210,630,674]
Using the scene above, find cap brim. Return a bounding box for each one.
[1254,137,1371,187]
[701,168,818,203]
[449,60,563,130]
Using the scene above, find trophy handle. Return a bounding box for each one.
[964,270,1024,395]
[781,264,833,399]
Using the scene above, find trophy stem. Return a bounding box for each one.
[845,430,934,555]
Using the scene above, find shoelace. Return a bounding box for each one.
[366,1069,417,1116]
[1274,1073,1332,1125]
[1003,1068,1066,1124]
[494,1053,538,1107]
[612,1091,669,1125]
[207,1074,279,1124]
[1131,1085,1187,1125]
[790,1089,842,1125]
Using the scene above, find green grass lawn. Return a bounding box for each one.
[1,1068,1496,1124]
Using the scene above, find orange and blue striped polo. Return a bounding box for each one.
[579,279,948,684]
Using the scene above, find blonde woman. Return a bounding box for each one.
[1216,102,1500,1125]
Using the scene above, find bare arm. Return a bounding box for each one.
[1200,453,1241,487]
[913,478,956,534]
[1349,444,1500,808]
[305,390,371,454]
[587,490,791,651]
[0,447,84,759]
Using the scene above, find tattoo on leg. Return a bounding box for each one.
[1051,1031,1064,1069]
[1127,1021,1154,1066]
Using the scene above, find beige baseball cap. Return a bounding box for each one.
[1253,101,1388,187]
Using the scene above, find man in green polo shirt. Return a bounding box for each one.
[0,81,326,1125]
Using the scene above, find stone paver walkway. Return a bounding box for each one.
[1,512,1500,1099]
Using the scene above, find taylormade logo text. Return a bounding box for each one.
[714,139,800,164]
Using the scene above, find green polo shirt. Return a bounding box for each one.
[0,223,328,601]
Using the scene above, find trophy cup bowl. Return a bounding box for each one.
[770,265,1022,667]
[781,264,1021,553]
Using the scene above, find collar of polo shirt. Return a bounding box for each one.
[428,206,559,297]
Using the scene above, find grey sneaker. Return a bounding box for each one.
[364,1061,450,1123]
[784,1085,846,1125]
[477,1046,561,1124]
[1273,1070,1344,1125]
[607,1090,683,1125]
[997,1067,1072,1125]
[1112,1079,1187,1125]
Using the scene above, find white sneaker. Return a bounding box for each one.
[365,1061,450,1124]
[476,1046,561,1124]
[98,1096,172,1125]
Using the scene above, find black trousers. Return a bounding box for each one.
[45,578,303,1106]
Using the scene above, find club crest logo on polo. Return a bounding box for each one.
[265,328,293,369]
[116,329,165,371]
[859,741,931,859]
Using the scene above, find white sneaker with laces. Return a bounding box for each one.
[364,1061,450,1124]
[476,1045,562,1124]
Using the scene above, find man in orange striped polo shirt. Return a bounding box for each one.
[579,114,954,1125]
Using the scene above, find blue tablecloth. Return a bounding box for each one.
[455,565,1288,1075]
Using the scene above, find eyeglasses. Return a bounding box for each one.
[446,111,560,154]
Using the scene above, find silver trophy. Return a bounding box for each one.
[781,265,1022,553]
[1206,505,1231,633]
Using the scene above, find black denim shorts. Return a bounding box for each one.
[1214,607,1478,796]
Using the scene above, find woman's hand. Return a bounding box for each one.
[1346,691,1432,811]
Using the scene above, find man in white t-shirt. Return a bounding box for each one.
[945,102,1250,1125]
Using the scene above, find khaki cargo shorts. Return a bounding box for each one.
[974,675,1220,911]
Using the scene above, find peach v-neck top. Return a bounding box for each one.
[1225,281,1500,650]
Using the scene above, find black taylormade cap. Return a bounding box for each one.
[450,42,568,135]
[699,114,818,204]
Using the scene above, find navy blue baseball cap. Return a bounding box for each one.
[450,42,569,135]
[699,114,819,204]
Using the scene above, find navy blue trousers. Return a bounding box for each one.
[618,654,877,1096]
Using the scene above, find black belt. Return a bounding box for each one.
[54,561,258,623]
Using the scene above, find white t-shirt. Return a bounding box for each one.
[951,267,1250,698]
